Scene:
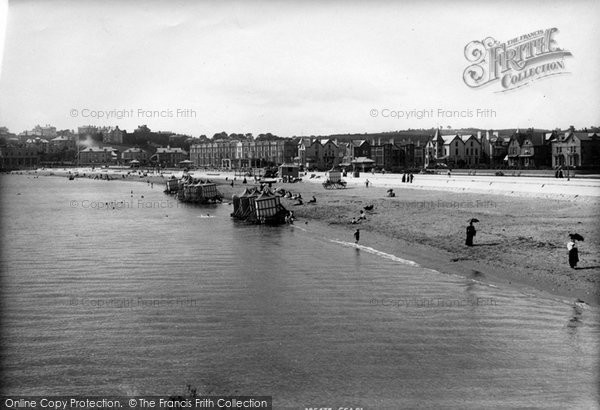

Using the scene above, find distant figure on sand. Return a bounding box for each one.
[465,220,477,246]
[365,179,370,188]
[354,229,360,243]
[567,235,580,268]
[409,173,414,183]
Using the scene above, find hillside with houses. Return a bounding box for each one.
[1,124,599,172]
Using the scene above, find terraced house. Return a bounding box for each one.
[190,139,296,169]
[296,138,343,171]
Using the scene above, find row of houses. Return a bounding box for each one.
[188,138,427,171]
[78,146,188,166]
[21,135,77,154]
[0,146,39,169]
[189,140,297,168]
[3,126,599,171]
[77,125,124,144]
[425,128,600,169]
[187,129,600,171]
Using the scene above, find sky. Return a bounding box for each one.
[0,0,599,137]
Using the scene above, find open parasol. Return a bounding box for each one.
[469,218,480,223]
[569,233,584,241]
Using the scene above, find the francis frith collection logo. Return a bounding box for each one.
[463,28,572,92]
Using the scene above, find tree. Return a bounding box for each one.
[213,132,229,140]
[256,133,279,141]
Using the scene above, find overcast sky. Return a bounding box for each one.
[0,0,599,137]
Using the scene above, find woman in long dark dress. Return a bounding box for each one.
[465,221,476,246]
[567,239,579,268]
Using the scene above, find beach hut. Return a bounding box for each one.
[165,177,179,193]
[200,183,219,200]
[254,190,285,224]
[237,188,259,221]
[278,164,300,182]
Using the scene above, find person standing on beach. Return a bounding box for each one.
[409,173,414,183]
[567,237,579,269]
[354,229,360,244]
[465,221,476,246]
[365,179,369,188]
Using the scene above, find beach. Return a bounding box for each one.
[3,172,599,406]
[208,170,600,306]
[15,168,600,305]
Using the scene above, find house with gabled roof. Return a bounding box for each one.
[152,146,188,167]
[552,130,600,168]
[425,129,464,167]
[507,129,552,168]
[460,134,481,166]
[320,139,342,170]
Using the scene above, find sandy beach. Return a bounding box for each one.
[18,168,600,305]
[207,170,600,306]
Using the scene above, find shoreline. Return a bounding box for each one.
[9,169,600,306]
[212,174,599,306]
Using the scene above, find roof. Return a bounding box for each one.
[156,147,187,154]
[441,135,460,144]
[564,131,600,142]
[82,147,112,152]
[351,157,375,163]
[51,136,71,142]
[459,134,478,143]
[123,147,147,153]
[351,139,368,147]
[320,139,336,146]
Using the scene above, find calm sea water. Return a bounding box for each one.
[1,174,599,409]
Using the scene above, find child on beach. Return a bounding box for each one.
[354,229,360,243]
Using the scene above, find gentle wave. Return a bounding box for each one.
[330,239,421,267]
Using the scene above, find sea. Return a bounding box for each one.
[1,174,599,409]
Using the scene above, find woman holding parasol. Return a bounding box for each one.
[465,218,479,246]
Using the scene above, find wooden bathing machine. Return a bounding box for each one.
[232,188,288,225]
[177,182,222,203]
[165,176,222,204]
